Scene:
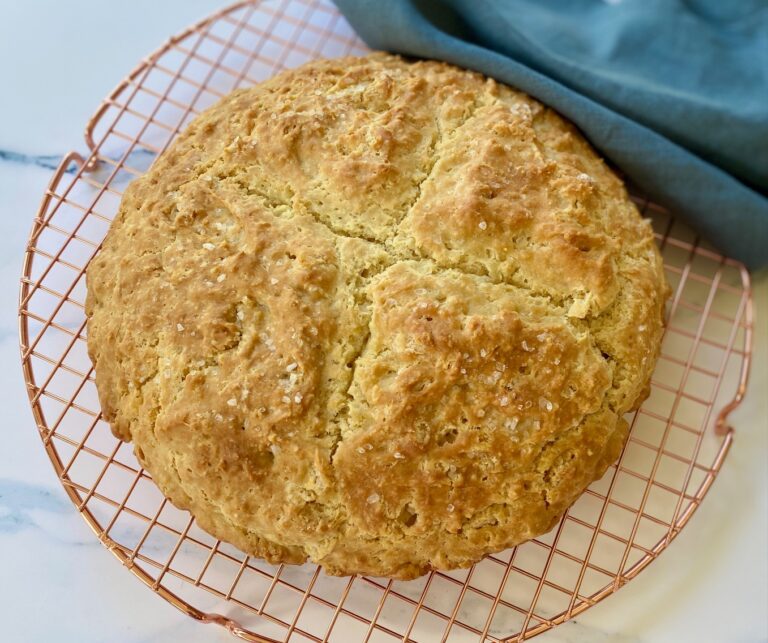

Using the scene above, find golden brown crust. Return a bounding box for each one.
[85,53,669,579]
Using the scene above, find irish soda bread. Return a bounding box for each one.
[86,54,668,579]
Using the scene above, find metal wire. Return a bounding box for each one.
[17,1,754,641]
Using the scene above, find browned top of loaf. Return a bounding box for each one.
[86,53,668,579]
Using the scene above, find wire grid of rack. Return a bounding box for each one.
[18,1,754,641]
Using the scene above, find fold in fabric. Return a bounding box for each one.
[334,0,768,268]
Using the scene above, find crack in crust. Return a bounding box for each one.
[85,54,669,579]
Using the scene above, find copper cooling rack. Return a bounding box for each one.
[18,1,754,641]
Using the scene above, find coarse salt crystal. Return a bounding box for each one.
[365,443,373,451]
[505,417,519,431]
[176,323,184,331]
[554,357,561,365]
[227,398,237,407]
[366,493,380,504]
[237,310,244,321]
[216,274,226,282]
[522,340,533,352]
[356,446,366,454]
[537,333,547,341]
[270,277,278,285]
[447,503,455,513]
[460,367,467,374]
[638,324,646,331]
[394,451,405,459]
[500,396,509,407]
[294,393,303,404]
[478,221,487,230]
[480,348,487,358]
[215,413,224,422]
[203,242,215,250]
[286,362,298,372]
[539,397,553,412]
[282,395,291,404]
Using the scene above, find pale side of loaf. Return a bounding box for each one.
[86,54,669,579]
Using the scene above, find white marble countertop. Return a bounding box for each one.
[1,2,766,642]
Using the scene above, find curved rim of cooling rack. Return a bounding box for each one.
[17,2,755,642]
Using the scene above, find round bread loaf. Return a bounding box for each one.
[86,54,669,579]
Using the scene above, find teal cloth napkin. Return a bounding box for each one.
[333,0,768,268]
